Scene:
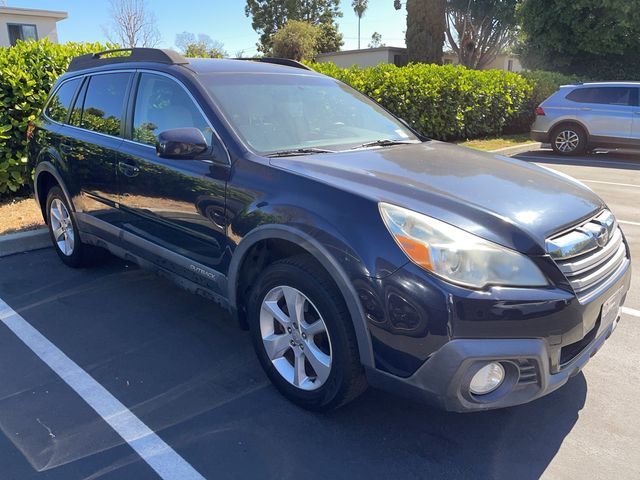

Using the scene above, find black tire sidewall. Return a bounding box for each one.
[46,186,84,267]
[248,261,356,410]
[551,124,587,156]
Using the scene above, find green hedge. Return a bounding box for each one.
[309,62,533,141]
[309,62,580,141]
[0,40,578,195]
[0,40,112,195]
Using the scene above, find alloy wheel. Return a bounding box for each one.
[554,130,580,153]
[50,198,75,256]
[259,285,332,391]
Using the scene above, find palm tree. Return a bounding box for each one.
[352,0,368,49]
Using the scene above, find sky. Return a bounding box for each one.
[8,0,408,55]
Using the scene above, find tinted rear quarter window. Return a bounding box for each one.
[566,87,635,106]
[45,78,81,123]
[77,73,132,137]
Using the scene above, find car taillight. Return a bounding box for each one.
[535,106,545,116]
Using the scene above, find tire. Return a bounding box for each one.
[551,124,587,156]
[46,186,107,267]
[247,255,367,411]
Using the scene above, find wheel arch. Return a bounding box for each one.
[549,119,590,142]
[34,159,74,223]
[228,225,375,368]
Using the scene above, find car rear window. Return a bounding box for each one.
[45,78,81,124]
[75,73,132,137]
[566,87,636,106]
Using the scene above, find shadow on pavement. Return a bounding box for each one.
[0,250,587,480]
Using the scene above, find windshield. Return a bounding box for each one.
[200,73,420,154]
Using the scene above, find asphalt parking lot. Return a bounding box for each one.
[0,148,639,480]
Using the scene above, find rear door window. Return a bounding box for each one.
[76,73,132,137]
[45,78,81,124]
[566,87,635,106]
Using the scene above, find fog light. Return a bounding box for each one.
[470,362,505,395]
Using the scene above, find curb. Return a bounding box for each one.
[490,142,542,156]
[0,228,50,258]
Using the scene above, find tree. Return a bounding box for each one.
[519,0,640,79]
[103,0,160,48]
[245,0,342,53]
[368,32,385,48]
[175,32,227,58]
[445,0,518,69]
[316,23,344,54]
[352,0,368,49]
[394,0,446,64]
[271,20,319,61]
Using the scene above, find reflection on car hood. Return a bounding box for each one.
[270,141,605,254]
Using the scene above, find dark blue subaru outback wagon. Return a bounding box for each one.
[28,49,631,412]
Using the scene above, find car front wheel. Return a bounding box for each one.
[247,255,367,411]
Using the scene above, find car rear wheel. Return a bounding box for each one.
[551,124,587,155]
[46,186,107,267]
[247,255,367,411]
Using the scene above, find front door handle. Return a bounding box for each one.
[118,160,140,178]
[579,107,592,111]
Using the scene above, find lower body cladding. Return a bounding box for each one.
[363,261,631,412]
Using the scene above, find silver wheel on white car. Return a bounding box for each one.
[554,130,579,153]
[49,197,75,256]
[551,124,586,156]
[259,285,332,391]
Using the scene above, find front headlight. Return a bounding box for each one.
[379,203,548,289]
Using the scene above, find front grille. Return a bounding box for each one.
[547,210,629,300]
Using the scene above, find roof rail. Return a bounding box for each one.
[234,57,312,71]
[68,48,189,72]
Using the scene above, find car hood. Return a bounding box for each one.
[269,141,605,255]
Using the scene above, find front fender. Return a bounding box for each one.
[227,224,375,368]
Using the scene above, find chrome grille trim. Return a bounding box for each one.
[564,241,626,293]
[547,210,629,300]
[558,228,623,276]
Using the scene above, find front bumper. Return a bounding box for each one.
[364,257,631,412]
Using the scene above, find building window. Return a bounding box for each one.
[507,59,514,72]
[7,24,38,46]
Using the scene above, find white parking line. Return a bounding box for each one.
[619,220,640,227]
[523,155,640,169]
[622,307,640,318]
[578,179,640,189]
[0,298,205,480]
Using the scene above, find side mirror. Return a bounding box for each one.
[156,128,208,159]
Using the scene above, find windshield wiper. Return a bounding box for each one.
[266,147,336,158]
[349,139,415,150]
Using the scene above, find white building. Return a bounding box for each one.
[316,47,523,72]
[316,47,409,69]
[0,6,67,47]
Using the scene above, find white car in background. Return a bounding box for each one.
[531,82,640,155]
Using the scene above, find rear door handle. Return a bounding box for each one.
[118,160,140,178]
[579,107,592,111]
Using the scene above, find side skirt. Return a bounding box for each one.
[76,214,231,312]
